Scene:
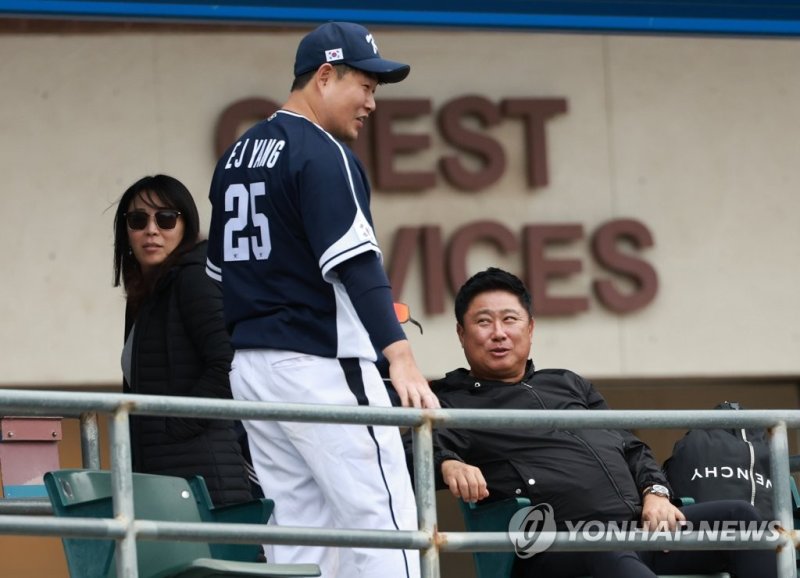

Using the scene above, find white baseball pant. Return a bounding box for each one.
[230,349,421,578]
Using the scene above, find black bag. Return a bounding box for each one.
[663,401,773,519]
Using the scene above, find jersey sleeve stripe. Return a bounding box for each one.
[321,241,380,280]
[206,257,222,274]
[206,258,222,282]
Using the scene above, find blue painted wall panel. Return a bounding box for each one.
[3,1,800,36]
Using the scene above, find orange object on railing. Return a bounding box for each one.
[393,303,423,334]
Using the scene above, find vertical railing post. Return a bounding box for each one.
[110,405,137,578]
[413,417,440,578]
[768,421,797,578]
[79,411,101,470]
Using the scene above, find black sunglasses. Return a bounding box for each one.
[124,210,182,231]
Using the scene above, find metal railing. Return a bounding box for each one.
[0,388,798,578]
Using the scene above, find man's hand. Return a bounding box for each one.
[441,460,489,503]
[641,493,685,532]
[384,340,440,409]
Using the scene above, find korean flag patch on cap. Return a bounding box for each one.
[325,48,343,62]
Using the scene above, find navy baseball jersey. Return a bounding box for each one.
[206,110,381,360]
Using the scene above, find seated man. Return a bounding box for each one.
[418,267,776,578]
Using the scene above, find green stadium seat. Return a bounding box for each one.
[458,497,730,578]
[188,475,274,563]
[459,497,531,578]
[44,469,320,578]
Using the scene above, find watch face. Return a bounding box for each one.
[650,484,670,496]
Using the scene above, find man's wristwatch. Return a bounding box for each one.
[643,484,670,499]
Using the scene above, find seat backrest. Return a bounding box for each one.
[459,497,532,578]
[188,475,274,562]
[44,469,116,578]
[45,469,212,578]
[790,476,800,518]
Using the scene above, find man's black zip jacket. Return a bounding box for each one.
[420,360,670,527]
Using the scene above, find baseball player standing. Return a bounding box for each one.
[205,21,438,578]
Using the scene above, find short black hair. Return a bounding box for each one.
[454,267,533,325]
[290,63,366,91]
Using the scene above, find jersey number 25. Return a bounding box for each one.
[223,182,271,262]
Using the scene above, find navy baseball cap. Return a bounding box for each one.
[294,22,410,84]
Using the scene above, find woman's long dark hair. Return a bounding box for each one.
[113,175,201,311]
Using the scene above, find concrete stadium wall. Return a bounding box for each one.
[1,25,799,385]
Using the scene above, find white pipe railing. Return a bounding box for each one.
[0,389,797,578]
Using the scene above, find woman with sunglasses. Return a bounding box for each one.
[112,174,254,508]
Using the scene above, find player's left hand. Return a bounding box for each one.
[641,493,685,532]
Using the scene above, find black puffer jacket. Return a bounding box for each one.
[430,361,669,526]
[124,241,252,506]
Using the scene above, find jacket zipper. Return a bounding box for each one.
[740,428,757,506]
[520,382,637,517]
